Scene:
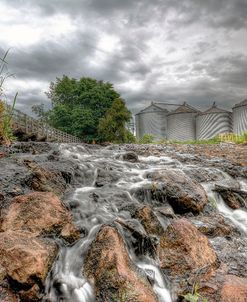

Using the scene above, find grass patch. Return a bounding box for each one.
[0,50,18,145]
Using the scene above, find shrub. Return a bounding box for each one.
[138,134,154,144]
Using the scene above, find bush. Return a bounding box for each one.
[138,134,154,144]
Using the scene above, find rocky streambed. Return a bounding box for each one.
[0,142,246,302]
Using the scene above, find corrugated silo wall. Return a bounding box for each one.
[135,111,167,140]
[196,112,233,140]
[167,112,197,141]
[233,105,247,135]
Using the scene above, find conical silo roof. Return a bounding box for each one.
[168,102,199,115]
[233,99,247,109]
[135,102,167,115]
[199,102,230,115]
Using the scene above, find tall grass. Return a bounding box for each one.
[0,50,18,145]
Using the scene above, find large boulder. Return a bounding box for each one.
[132,206,164,237]
[190,214,238,237]
[157,219,218,279]
[23,160,68,196]
[210,236,247,278]
[214,185,247,209]
[0,192,80,243]
[84,225,157,302]
[220,275,247,302]
[0,157,33,209]
[0,230,58,294]
[146,169,208,214]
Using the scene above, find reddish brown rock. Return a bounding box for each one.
[0,286,19,302]
[0,152,6,158]
[0,264,6,282]
[157,219,218,277]
[84,225,157,302]
[220,275,247,302]
[190,215,238,237]
[19,284,41,301]
[24,160,67,196]
[214,185,247,209]
[133,206,164,236]
[0,192,80,242]
[148,169,208,214]
[0,230,58,286]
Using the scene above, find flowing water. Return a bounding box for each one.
[45,144,247,302]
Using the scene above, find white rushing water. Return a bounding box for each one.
[45,144,174,302]
[136,259,173,302]
[202,182,247,235]
[45,144,246,301]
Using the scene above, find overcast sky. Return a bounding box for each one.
[1,0,247,115]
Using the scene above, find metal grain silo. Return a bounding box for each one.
[233,99,247,135]
[167,102,199,141]
[196,103,232,140]
[135,102,169,140]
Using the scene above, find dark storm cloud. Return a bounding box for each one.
[1,0,247,115]
[7,30,100,81]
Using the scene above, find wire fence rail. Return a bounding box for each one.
[218,133,241,142]
[5,104,82,143]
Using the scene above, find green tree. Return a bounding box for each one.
[44,75,120,141]
[98,98,135,143]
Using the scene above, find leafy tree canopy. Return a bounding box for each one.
[42,75,121,141]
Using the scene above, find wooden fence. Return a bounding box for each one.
[5,105,82,143]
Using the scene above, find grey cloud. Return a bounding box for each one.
[1,0,246,116]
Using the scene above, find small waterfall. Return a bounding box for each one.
[45,145,175,301]
[202,183,247,235]
[45,144,246,301]
[136,259,173,302]
[45,226,99,301]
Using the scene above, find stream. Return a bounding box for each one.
[44,144,247,302]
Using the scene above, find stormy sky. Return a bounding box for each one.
[1,0,247,115]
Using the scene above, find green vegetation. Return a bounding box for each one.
[182,283,208,302]
[98,98,135,143]
[169,132,247,145]
[33,75,133,143]
[171,137,221,145]
[138,134,155,144]
[0,50,18,145]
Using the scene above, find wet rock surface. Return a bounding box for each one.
[0,286,19,302]
[84,225,158,302]
[190,214,239,237]
[214,185,247,209]
[0,142,246,302]
[158,219,219,294]
[0,230,58,299]
[147,170,208,214]
[132,205,164,237]
[0,192,80,242]
[220,275,247,302]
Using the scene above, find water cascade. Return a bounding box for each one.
[45,144,247,301]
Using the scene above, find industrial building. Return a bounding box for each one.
[167,102,199,141]
[135,99,247,141]
[196,103,232,140]
[233,99,247,135]
[135,102,177,140]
